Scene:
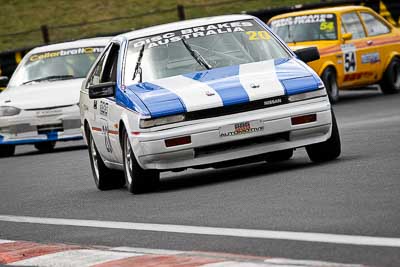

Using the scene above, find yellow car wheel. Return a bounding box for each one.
[380,58,400,94]
[321,68,339,103]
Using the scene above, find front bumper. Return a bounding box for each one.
[0,105,82,145]
[132,97,332,170]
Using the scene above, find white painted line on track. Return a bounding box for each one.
[110,246,184,255]
[7,249,141,267]
[1,214,400,248]
[264,258,364,267]
[0,239,15,244]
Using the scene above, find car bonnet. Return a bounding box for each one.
[0,79,83,110]
[124,58,322,118]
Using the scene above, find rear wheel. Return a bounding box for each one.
[87,130,125,190]
[321,68,339,103]
[380,58,400,94]
[0,145,15,157]
[123,130,159,194]
[265,149,293,163]
[34,141,56,153]
[306,110,341,162]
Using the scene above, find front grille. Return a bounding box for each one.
[185,96,288,121]
[37,123,64,134]
[194,132,290,158]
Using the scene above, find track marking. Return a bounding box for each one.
[7,249,141,267]
[110,246,184,255]
[0,239,15,244]
[1,215,400,248]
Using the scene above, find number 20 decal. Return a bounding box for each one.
[246,31,271,41]
[344,51,356,73]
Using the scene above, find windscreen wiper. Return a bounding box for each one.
[22,75,75,85]
[132,44,145,82]
[181,38,212,70]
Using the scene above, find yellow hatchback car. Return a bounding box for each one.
[269,6,400,102]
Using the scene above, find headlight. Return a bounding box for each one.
[288,87,327,102]
[0,106,21,116]
[140,114,185,128]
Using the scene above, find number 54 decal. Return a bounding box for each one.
[341,44,356,73]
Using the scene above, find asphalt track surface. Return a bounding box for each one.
[0,88,399,266]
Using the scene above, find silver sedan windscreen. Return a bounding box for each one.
[9,47,103,87]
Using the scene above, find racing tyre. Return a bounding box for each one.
[0,145,15,157]
[380,58,400,94]
[321,68,339,103]
[34,141,56,153]
[122,130,159,194]
[87,131,125,190]
[306,110,341,162]
[265,149,293,163]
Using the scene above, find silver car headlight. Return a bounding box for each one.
[0,106,21,116]
[288,86,327,102]
[140,114,185,128]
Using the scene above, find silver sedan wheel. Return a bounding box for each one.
[124,136,133,185]
[90,137,100,180]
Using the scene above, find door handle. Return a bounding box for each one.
[367,40,373,46]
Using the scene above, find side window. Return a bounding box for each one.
[360,12,390,36]
[101,43,120,83]
[341,12,366,39]
[87,46,111,88]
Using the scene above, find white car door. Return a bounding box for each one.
[83,44,117,162]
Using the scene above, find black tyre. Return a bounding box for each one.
[34,141,56,153]
[380,58,400,94]
[265,149,293,163]
[122,130,159,194]
[87,130,125,190]
[306,110,341,162]
[0,145,15,157]
[321,67,339,103]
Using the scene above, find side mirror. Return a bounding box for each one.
[89,82,115,99]
[342,32,352,42]
[294,47,320,63]
[0,76,9,88]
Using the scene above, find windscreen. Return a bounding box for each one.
[125,19,290,84]
[270,14,337,43]
[9,47,103,87]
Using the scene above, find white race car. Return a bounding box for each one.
[80,15,341,193]
[0,37,110,157]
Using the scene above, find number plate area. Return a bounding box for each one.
[219,120,264,137]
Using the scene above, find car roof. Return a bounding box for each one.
[29,37,111,54]
[115,14,256,41]
[269,5,373,20]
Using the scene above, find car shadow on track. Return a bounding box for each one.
[154,155,349,194]
[13,144,87,158]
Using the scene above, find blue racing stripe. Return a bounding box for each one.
[274,58,319,95]
[126,82,186,118]
[183,65,249,106]
[280,76,319,95]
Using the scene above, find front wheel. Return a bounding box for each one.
[0,145,15,157]
[34,141,56,153]
[123,130,159,194]
[321,68,339,103]
[306,110,341,162]
[380,58,400,94]
[87,131,125,190]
